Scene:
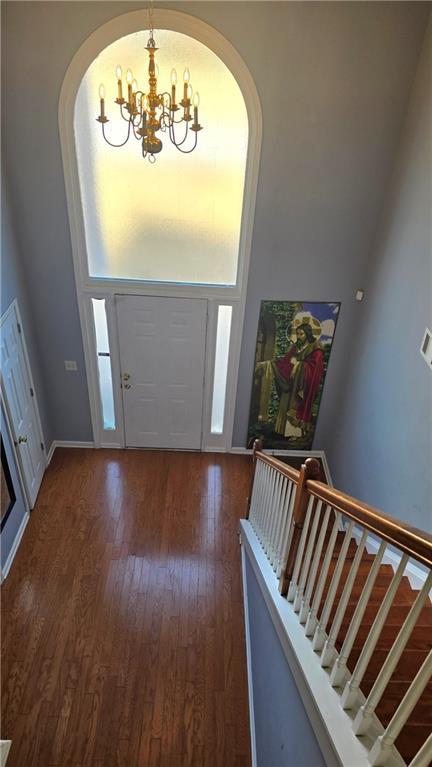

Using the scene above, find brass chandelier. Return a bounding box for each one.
[96,4,203,163]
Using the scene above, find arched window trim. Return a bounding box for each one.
[59,9,262,449]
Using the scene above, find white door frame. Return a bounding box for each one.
[0,299,47,506]
[59,9,262,451]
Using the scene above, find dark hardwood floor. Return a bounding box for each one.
[1,448,252,767]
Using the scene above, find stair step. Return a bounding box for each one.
[341,623,432,653]
[394,723,432,765]
[339,603,432,628]
[301,527,431,766]
[377,689,432,727]
[350,647,429,677]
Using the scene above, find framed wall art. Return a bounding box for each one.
[247,300,340,450]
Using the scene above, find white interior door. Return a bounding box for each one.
[116,295,208,449]
[1,304,46,507]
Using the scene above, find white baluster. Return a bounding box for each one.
[287,495,315,602]
[305,511,341,637]
[258,464,272,544]
[294,500,323,613]
[368,648,432,765]
[251,461,265,536]
[312,520,355,652]
[276,480,295,580]
[270,476,288,570]
[408,733,432,767]
[267,471,284,563]
[263,468,278,554]
[330,540,386,688]
[341,553,409,710]
[300,504,331,624]
[320,528,368,667]
[248,459,262,527]
[353,570,432,736]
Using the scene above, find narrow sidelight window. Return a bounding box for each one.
[211,305,232,434]
[91,299,115,430]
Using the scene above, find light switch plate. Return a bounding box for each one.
[64,360,78,371]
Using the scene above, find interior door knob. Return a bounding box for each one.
[124,383,131,390]
[18,435,28,444]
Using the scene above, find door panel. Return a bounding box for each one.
[1,307,45,507]
[116,296,207,449]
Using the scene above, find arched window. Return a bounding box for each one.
[74,29,248,286]
[60,10,261,449]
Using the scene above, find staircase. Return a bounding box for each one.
[245,446,432,767]
[315,529,431,764]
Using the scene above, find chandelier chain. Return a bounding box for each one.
[148,0,155,45]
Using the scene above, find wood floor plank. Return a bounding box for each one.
[1,448,251,766]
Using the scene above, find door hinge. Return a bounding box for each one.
[30,387,34,397]
[17,322,22,334]
[40,442,45,451]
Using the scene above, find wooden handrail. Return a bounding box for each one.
[255,451,300,484]
[306,480,432,569]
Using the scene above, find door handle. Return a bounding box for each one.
[124,383,131,390]
[18,435,28,444]
[122,373,130,381]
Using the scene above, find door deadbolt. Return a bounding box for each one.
[18,435,28,444]
[122,373,130,381]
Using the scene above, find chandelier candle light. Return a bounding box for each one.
[96,12,203,163]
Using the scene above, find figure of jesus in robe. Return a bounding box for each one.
[255,322,324,438]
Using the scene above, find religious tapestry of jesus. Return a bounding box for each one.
[247,301,340,450]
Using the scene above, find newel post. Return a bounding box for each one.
[279,457,321,596]
[246,438,263,519]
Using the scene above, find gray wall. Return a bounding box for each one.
[1,2,429,448]
[327,22,432,532]
[1,176,51,446]
[1,405,28,571]
[244,553,327,767]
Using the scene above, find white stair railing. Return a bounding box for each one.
[246,448,432,767]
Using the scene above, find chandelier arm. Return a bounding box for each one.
[101,120,132,147]
[170,113,189,125]
[170,119,190,148]
[119,104,133,123]
[160,110,174,131]
[160,93,186,125]
[173,132,198,154]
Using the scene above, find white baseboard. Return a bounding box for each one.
[350,526,429,591]
[230,446,325,457]
[1,512,30,582]
[0,741,11,766]
[367,534,429,591]
[46,440,94,464]
[240,544,258,767]
[230,448,333,485]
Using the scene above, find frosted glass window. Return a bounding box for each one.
[211,305,232,434]
[92,298,115,430]
[75,30,248,285]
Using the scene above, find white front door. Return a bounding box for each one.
[1,304,46,507]
[116,295,208,449]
